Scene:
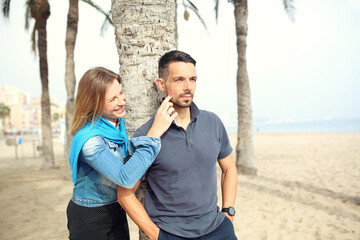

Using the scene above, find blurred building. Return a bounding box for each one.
[0,84,64,134]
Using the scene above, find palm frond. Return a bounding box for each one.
[24,0,33,30]
[283,0,296,22]
[1,0,11,18]
[100,11,112,36]
[81,0,113,26]
[25,4,30,29]
[214,0,219,24]
[31,22,37,54]
[182,0,208,33]
[185,0,197,11]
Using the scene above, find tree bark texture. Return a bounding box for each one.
[174,0,178,49]
[111,1,176,239]
[36,1,55,168]
[64,0,79,178]
[233,0,257,175]
[112,0,176,135]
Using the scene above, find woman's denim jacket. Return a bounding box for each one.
[72,135,160,207]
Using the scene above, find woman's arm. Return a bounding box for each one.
[81,136,160,189]
[81,94,177,188]
[117,182,160,240]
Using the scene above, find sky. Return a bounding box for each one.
[1,0,359,126]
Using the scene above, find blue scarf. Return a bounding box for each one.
[69,117,128,183]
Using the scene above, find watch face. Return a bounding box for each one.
[223,207,236,216]
[228,207,235,216]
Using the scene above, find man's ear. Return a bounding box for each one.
[156,78,165,92]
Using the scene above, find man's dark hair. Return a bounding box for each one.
[158,50,196,79]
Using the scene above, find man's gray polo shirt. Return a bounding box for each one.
[133,102,233,238]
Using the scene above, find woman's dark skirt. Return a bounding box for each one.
[67,200,129,240]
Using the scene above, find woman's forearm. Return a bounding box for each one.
[117,184,159,240]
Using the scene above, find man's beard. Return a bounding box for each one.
[171,92,193,108]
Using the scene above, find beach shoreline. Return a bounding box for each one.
[0,132,359,240]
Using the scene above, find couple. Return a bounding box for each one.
[66,50,238,240]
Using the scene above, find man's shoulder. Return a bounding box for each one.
[196,109,228,134]
[198,109,222,122]
[133,117,155,138]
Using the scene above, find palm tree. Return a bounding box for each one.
[232,0,256,175]
[111,1,176,238]
[0,103,11,133]
[64,0,113,178]
[0,103,10,118]
[216,0,295,175]
[2,0,55,168]
[64,0,79,177]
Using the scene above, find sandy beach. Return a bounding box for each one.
[0,132,359,240]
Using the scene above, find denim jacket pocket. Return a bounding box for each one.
[104,139,117,150]
[102,137,124,161]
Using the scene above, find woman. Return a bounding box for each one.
[66,67,177,240]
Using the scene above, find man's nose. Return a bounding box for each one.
[183,79,192,91]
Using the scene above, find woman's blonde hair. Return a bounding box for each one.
[69,67,122,135]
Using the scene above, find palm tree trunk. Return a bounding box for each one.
[112,0,176,136]
[64,0,79,178]
[111,1,176,238]
[174,0,178,49]
[233,0,256,175]
[36,3,54,168]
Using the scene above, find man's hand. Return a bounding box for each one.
[223,212,234,222]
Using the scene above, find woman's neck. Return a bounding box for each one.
[103,116,119,128]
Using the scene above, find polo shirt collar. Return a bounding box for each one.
[190,102,200,121]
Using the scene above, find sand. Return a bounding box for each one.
[0,132,359,240]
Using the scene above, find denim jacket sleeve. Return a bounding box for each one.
[81,135,160,189]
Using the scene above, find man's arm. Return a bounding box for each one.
[117,181,160,240]
[218,153,238,222]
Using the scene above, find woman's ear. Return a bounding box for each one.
[155,78,165,92]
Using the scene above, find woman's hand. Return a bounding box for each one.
[146,94,178,138]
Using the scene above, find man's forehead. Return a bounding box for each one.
[168,62,196,74]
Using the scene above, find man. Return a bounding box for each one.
[118,50,238,240]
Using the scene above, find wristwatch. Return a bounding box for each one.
[221,206,236,216]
